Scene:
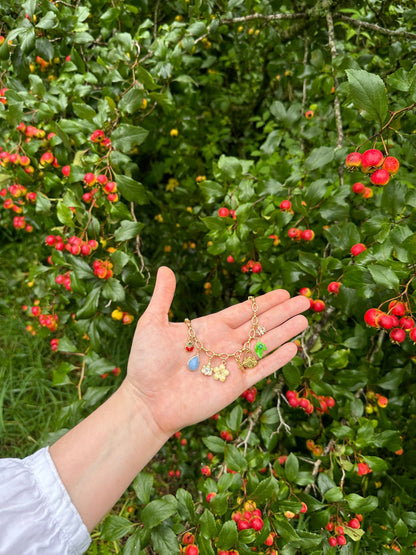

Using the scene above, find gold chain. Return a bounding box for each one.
[184,296,266,381]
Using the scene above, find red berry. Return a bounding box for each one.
[377,314,395,330]
[299,287,312,297]
[348,518,360,529]
[361,149,384,172]
[201,466,211,476]
[301,229,315,241]
[390,328,406,343]
[250,516,264,531]
[182,532,195,545]
[370,168,390,186]
[352,182,365,194]
[389,300,407,316]
[409,327,416,343]
[327,281,341,294]
[312,299,325,312]
[218,207,230,217]
[345,152,362,168]
[252,262,262,273]
[280,199,291,211]
[382,156,400,176]
[399,317,414,330]
[337,535,347,546]
[206,492,216,502]
[227,254,234,263]
[237,519,250,531]
[288,227,302,240]
[62,165,71,177]
[357,462,372,475]
[351,243,366,256]
[328,537,337,547]
[362,187,374,199]
[184,545,199,555]
[364,308,382,327]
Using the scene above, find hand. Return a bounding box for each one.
[125,266,309,438]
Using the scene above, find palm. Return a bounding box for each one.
[125,267,309,436]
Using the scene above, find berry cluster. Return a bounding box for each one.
[111,308,134,325]
[346,148,399,189]
[90,129,112,149]
[365,390,388,414]
[82,172,118,203]
[364,300,416,344]
[55,271,72,291]
[45,234,99,256]
[299,287,326,312]
[232,501,265,533]
[326,514,362,548]
[0,86,7,105]
[220,430,233,441]
[218,206,236,218]
[50,338,59,351]
[28,304,59,332]
[288,227,315,241]
[241,386,257,403]
[241,259,262,274]
[286,389,335,414]
[100,367,122,379]
[93,259,114,280]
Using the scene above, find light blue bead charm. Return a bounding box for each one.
[187,355,200,371]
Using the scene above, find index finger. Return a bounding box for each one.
[216,289,291,329]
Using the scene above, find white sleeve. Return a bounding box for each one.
[0,446,91,554]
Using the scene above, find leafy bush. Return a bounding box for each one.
[1,0,416,553]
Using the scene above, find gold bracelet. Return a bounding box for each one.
[184,296,267,382]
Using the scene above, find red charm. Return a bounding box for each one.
[185,341,194,352]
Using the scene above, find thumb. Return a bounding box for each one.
[145,266,176,319]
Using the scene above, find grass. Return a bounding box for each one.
[0,239,79,459]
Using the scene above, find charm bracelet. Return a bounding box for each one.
[184,296,267,382]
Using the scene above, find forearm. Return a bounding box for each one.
[49,380,169,531]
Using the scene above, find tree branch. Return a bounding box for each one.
[334,14,416,41]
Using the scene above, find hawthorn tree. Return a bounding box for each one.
[1,0,416,553]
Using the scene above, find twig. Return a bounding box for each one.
[130,202,151,284]
[304,438,335,494]
[275,391,291,435]
[326,12,344,153]
[221,13,306,24]
[335,14,416,41]
[237,405,263,456]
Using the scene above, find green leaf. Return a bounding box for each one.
[305,147,334,171]
[273,517,300,541]
[111,124,149,153]
[345,493,378,513]
[114,221,144,241]
[381,181,407,216]
[346,69,388,123]
[394,519,408,538]
[324,487,344,502]
[224,444,247,472]
[102,278,126,302]
[216,520,238,550]
[199,509,218,539]
[57,202,74,227]
[140,496,178,529]
[176,488,197,524]
[100,515,134,541]
[225,405,243,433]
[202,436,225,453]
[72,102,96,120]
[116,174,148,204]
[150,524,180,555]
[57,336,78,353]
[250,476,280,504]
[132,472,153,505]
[123,529,141,554]
[118,87,146,114]
[368,264,399,290]
[70,257,95,279]
[305,179,328,205]
[76,286,101,319]
[136,66,160,90]
[285,453,299,482]
[208,493,229,515]
[36,11,58,30]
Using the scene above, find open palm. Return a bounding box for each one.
[125,266,310,437]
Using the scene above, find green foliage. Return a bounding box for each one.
[1,0,416,553]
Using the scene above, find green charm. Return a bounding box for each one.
[255,341,267,359]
